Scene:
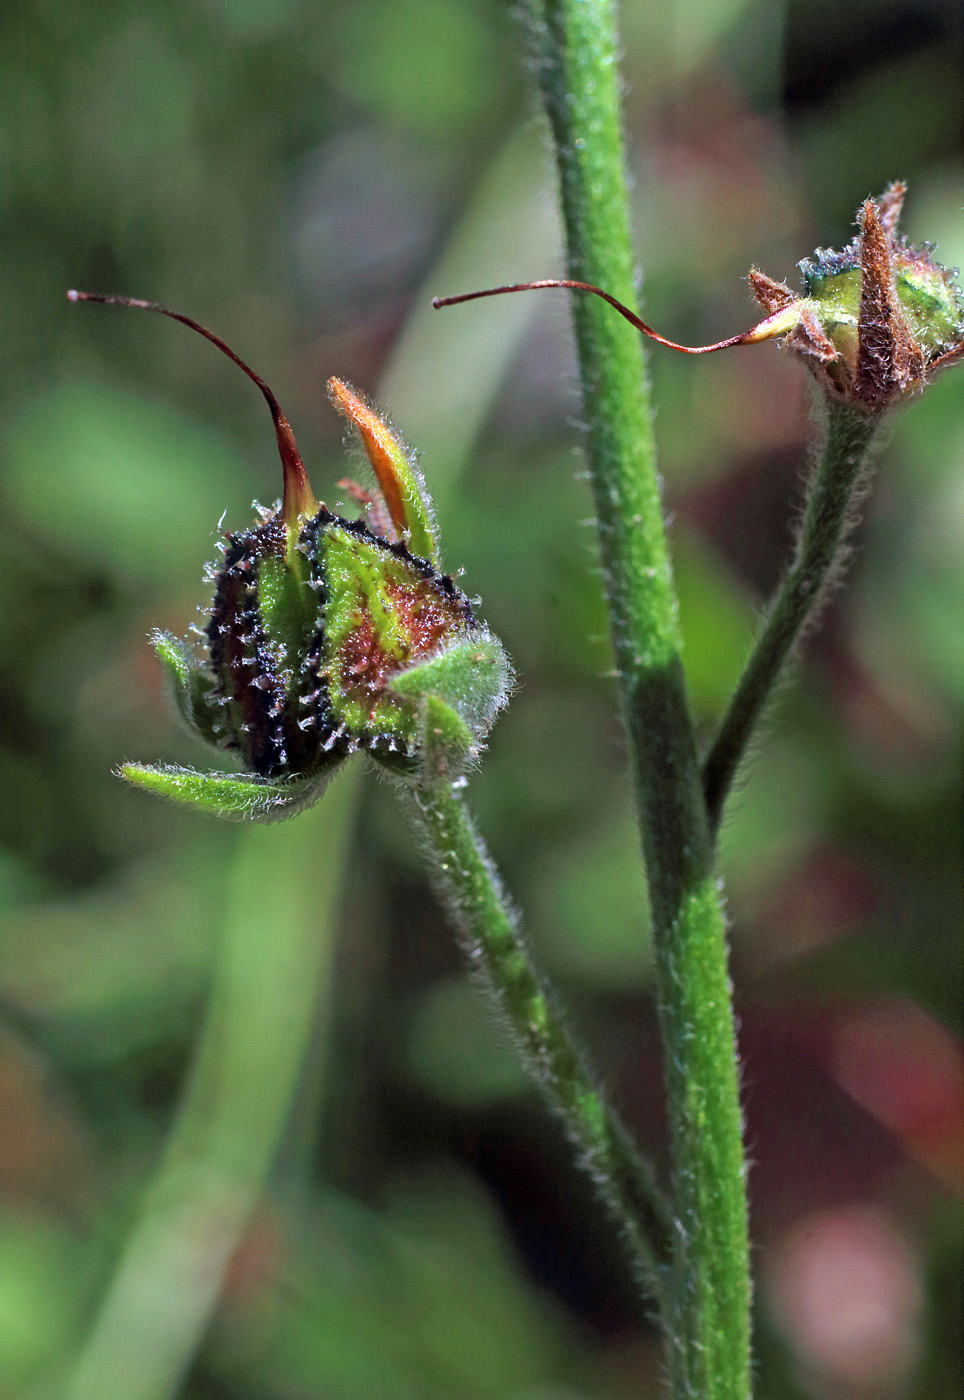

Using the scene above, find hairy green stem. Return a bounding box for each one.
[409,778,673,1308]
[521,2,751,1395]
[525,0,709,926]
[703,401,881,837]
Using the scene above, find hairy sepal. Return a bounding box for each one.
[150,629,224,748]
[119,760,343,821]
[384,632,513,781]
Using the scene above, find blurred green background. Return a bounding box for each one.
[1,0,962,1396]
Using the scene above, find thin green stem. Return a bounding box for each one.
[703,401,881,837]
[408,777,674,1310]
[520,2,751,1396]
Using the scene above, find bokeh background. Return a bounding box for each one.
[1,0,962,1396]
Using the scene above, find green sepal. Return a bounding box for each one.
[383,633,513,780]
[895,263,963,354]
[419,692,476,780]
[368,416,439,568]
[389,633,512,733]
[327,378,441,568]
[317,519,480,748]
[385,443,438,568]
[256,552,315,690]
[119,760,343,822]
[150,630,223,748]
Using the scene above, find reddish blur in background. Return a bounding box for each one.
[0,0,961,1397]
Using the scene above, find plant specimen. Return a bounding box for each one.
[68,5,964,1396]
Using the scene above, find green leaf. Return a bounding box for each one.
[119,762,342,821]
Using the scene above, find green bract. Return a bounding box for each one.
[69,294,511,821]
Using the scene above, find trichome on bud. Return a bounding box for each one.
[69,292,511,821]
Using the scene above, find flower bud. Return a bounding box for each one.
[433,182,964,416]
[747,184,964,411]
[69,293,512,820]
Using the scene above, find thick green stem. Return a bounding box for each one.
[521,2,751,1395]
[525,0,709,927]
[409,778,674,1309]
[703,402,881,837]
